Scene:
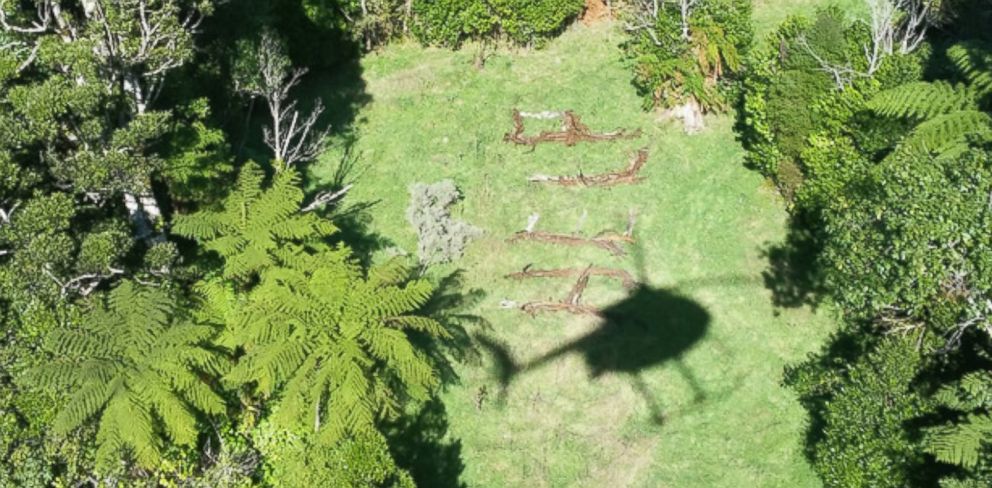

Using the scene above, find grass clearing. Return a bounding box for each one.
[313,18,838,488]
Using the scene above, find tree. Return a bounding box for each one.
[0,0,212,238]
[26,281,226,470]
[222,250,444,444]
[819,141,992,347]
[173,163,336,282]
[233,30,329,169]
[869,42,992,157]
[178,162,447,448]
[785,333,933,487]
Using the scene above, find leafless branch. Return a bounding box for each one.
[301,184,353,213]
[44,266,124,298]
[796,35,865,89]
[249,32,330,168]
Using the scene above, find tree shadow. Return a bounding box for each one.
[192,0,371,165]
[308,144,394,266]
[761,211,826,311]
[478,285,711,424]
[418,270,488,387]
[385,398,466,488]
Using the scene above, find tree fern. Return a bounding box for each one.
[898,110,992,156]
[26,281,226,471]
[869,43,992,160]
[948,42,992,98]
[218,247,446,445]
[926,373,992,473]
[868,81,976,119]
[173,163,337,281]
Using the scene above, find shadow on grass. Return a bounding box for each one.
[478,284,711,424]
[311,144,393,266]
[386,271,484,488]
[386,398,466,488]
[761,211,826,311]
[419,270,488,386]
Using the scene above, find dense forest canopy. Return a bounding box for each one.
[0,0,991,486]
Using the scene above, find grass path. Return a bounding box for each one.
[313,16,840,487]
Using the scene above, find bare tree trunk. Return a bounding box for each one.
[123,193,152,239]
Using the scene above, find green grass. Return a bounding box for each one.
[753,0,864,36]
[313,19,839,488]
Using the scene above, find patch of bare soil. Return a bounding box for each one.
[581,0,611,25]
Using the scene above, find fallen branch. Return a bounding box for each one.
[564,265,593,305]
[528,148,648,187]
[502,266,602,317]
[521,301,601,316]
[507,230,633,256]
[505,265,637,289]
[504,109,641,146]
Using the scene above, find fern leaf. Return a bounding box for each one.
[948,42,992,97]
[52,377,119,434]
[897,110,992,156]
[869,81,976,119]
[927,414,992,468]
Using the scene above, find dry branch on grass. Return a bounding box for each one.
[503,266,603,317]
[507,212,636,256]
[529,148,649,187]
[519,301,602,316]
[505,266,637,289]
[507,231,633,256]
[503,109,641,146]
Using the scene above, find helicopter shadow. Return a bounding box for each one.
[478,283,712,425]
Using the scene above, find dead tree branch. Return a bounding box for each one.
[301,184,353,213]
[247,32,330,168]
[507,214,636,256]
[501,266,603,317]
[529,148,649,187]
[44,266,124,298]
[505,265,637,289]
[507,230,633,256]
[504,109,641,146]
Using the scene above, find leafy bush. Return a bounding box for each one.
[785,332,933,488]
[621,0,753,112]
[819,143,992,335]
[257,426,414,487]
[406,180,482,267]
[738,7,925,187]
[411,0,584,47]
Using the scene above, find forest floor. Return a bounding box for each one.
[311,4,851,486]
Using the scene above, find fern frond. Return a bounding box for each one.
[869,82,976,119]
[385,316,450,338]
[367,259,413,287]
[927,414,992,468]
[948,42,992,97]
[141,371,198,446]
[52,377,119,434]
[897,110,992,156]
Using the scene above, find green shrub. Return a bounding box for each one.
[407,180,482,266]
[765,69,832,160]
[411,0,584,48]
[785,333,933,488]
[622,0,753,111]
[819,143,992,334]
